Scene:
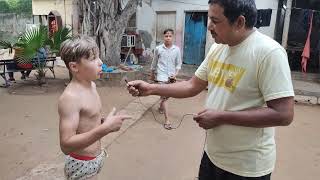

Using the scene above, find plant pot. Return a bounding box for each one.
[14,48,33,69]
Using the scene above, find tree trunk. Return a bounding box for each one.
[78,0,141,66]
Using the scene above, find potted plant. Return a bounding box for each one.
[1,25,72,85]
[16,25,50,85]
[1,25,49,85]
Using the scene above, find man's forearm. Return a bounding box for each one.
[150,76,206,98]
[220,107,293,128]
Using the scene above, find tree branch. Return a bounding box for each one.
[118,0,140,25]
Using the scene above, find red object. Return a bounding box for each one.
[69,153,96,161]
[301,11,314,73]
[17,63,33,69]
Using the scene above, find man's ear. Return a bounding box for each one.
[69,62,78,73]
[235,15,246,30]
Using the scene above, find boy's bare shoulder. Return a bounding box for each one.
[58,85,81,110]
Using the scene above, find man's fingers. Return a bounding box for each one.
[128,86,136,91]
[128,87,139,96]
[127,80,140,87]
[193,113,203,122]
[197,109,208,116]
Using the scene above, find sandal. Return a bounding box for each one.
[158,108,164,114]
[163,122,172,130]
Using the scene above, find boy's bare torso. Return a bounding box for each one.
[62,82,102,156]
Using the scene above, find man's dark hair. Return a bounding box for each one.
[208,0,257,28]
[163,28,174,35]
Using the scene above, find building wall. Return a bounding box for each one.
[0,13,33,41]
[32,0,76,26]
[256,0,279,38]
[137,0,209,56]
[31,0,280,61]
[137,0,280,58]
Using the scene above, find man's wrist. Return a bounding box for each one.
[216,111,228,125]
[149,83,158,95]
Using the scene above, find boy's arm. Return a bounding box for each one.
[58,94,108,155]
[175,48,182,76]
[150,49,159,80]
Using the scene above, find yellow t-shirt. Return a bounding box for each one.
[195,30,294,177]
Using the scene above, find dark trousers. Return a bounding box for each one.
[8,71,31,79]
[199,152,271,180]
[7,62,31,80]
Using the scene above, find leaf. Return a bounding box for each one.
[15,25,49,63]
[49,26,72,54]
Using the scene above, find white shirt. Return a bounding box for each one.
[151,44,182,82]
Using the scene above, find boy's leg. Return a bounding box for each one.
[8,72,15,81]
[162,98,171,129]
[159,98,164,112]
[21,71,26,79]
[26,70,31,77]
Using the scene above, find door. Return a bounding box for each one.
[156,12,176,45]
[183,12,208,65]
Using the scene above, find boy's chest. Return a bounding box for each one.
[80,92,102,118]
[158,49,176,60]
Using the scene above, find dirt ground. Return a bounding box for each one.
[98,99,320,180]
[0,67,320,180]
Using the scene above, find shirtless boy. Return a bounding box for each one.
[58,35,131,179]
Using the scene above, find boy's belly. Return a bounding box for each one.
[73,140,101,157]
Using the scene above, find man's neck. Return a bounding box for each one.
[229,29,255,47]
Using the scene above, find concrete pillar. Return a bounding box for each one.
[71,0,79,35]
[281,0,293,48]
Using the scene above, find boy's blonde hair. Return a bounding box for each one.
[60,35,99,69]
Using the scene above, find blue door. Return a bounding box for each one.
[183,12,208,65]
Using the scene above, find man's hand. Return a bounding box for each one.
[193,109,224,129]
[127,80,154,97]
[101,108,132,133]
[150,72,155,81]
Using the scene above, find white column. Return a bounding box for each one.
[281,0,293,48]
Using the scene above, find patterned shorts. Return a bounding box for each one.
[64,150,107,180]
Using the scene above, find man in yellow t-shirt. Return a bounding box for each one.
[127,0,294,179]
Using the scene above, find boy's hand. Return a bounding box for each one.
[101,108,132,133]
[127,80,154,97]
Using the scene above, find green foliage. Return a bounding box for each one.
[16,25,49,61]
[0,0,32,15]
[48,26,72,55]
[0,1,11,13]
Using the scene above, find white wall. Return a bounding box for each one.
[32,0,76,26]
[256,0,279,38]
